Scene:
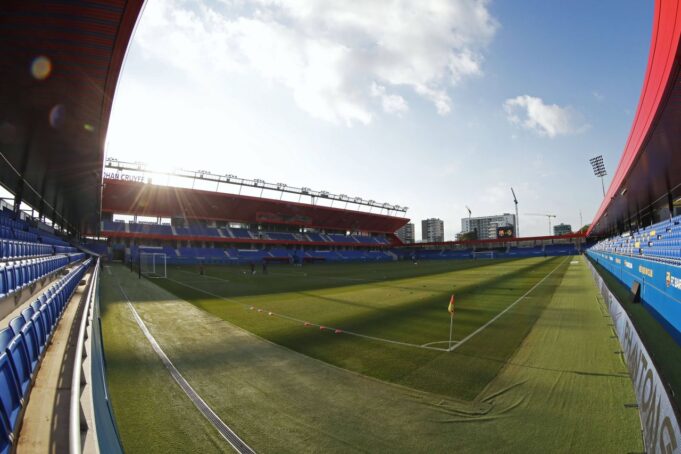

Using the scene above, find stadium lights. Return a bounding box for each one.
[104,158,408,214]
[511,188,519,238]
[589,155,607,197]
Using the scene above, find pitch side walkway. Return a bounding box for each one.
[100,260,642,453]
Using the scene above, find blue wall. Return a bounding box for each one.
[587,250,681,345]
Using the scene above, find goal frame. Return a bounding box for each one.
[472,251,495,259]
[139,252,167,278]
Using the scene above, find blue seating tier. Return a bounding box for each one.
[0,254,84,301]
[591,214,681,265]
[102,221,391,246]
[0,258,91,449]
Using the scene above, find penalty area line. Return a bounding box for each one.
[447,257,568,353]
[163,276,449,352]
[117,285,255,454]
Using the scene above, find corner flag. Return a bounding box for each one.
[448,294,455,314]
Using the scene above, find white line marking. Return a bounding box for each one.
[118,285,255,454]
[163,276,450,352]
[448,257,568,352]
[163,257,566,355]
[421,340,459,348]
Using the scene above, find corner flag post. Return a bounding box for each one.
[448,295,455,350]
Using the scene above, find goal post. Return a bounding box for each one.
[472,251,495,259]
[140,252,167,278]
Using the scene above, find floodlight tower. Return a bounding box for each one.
[465,206,472,231]
[589,155,607,197]
[511,187,519,238]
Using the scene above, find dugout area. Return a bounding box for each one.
[100,257,643,453]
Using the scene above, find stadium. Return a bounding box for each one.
[0,1,680,453]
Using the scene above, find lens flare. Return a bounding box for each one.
[49,104,66,129]
[83,123,95,132]
[31,56,52,80]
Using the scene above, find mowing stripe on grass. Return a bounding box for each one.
[448,257,568,352]
[188,268,372,283]
[164,276,451,352]
[118,285,256,454]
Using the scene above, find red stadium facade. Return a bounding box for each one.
[102,179,409,234]
[100,178,409,249]
[588,0,681,237]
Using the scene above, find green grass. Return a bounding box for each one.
[588,256,681,403]
[155,257,568,400]
[99,272,226,453]
[99,257,643,452]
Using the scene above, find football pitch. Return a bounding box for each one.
[100,256,644,453]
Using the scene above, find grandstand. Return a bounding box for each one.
[0,0,679,453]
[99,175,402,265]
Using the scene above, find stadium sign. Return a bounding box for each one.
[587,259,681,453]
[667,272,681,291]
[103,171,145,183]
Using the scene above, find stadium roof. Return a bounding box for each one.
[102,179,410,233]
[588,0,681,237]
[0,0,144,233]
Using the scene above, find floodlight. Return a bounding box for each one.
[589,155,607,196]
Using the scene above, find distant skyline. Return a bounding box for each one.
[106,0,653,239]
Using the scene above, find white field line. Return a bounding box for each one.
[118,285,255,454]
[163,276,450,352]
[447,257,568,352]
[421,340,458,347]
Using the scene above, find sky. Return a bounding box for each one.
[105,0,653,240]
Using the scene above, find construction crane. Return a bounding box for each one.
[525,213,557,236]
[511,188,519,238]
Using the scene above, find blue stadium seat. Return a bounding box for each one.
[30,314,46,354]
[7,336,31,396]
[21,308,33,323]
[4,267,13,296]
[0,414,10,454]
[0,352,22,434]
[0,268,6,299]
[0,329,12,354]
[8,318,24,337]
[19,323,39,371]
[46,299,58,324]
[38,307,53,340]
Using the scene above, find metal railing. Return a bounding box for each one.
[69,259,123,454]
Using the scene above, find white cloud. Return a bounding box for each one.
[503,95,588,138]
[370,83,408,115]
[134,0,498,125]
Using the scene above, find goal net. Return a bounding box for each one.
[472,251,495,259]
[140,253,167,278]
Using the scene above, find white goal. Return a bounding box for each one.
[472,251,495,259]
[140,253,167,278]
